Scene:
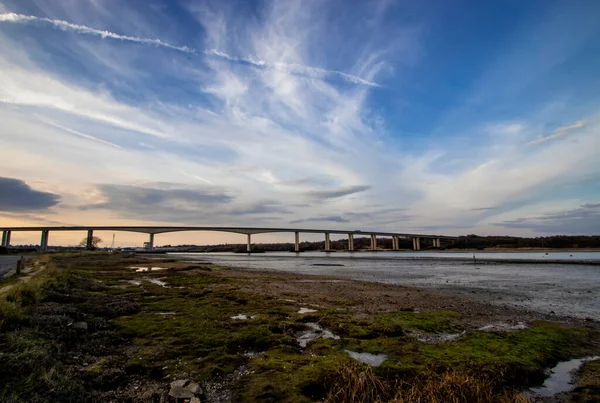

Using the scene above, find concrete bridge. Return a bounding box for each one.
[0,226,459,252]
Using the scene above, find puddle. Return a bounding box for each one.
[231,314,256,320]
[298,307,318,314]
[296,323,340,348]
[127,280,141,286]
[530,356,600,397]
[243,351,265,358]
[417,332,465,343]
[129,266,169,272]
[345,350,387,367]
[145,278,169,288]
[478,322,528,332]
[156,311,177,315]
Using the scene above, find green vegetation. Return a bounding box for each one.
[1,253,599,402]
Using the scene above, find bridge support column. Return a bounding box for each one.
[370,235,377,251]
[435,238,441,248]
[295,232,300,253]
[147,234,154,250]
[412,237,420,251]
[324,233,330,251]
[40,230,49,251]
[86,230,94,250]
[1,231,7,247]
[348,234,354,251]
[247,234,251,253]
[4,231,10,247]
[392,236,399,251]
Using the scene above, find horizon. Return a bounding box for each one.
[1,0,599,245]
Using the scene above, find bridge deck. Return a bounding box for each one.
[0,226,458,239]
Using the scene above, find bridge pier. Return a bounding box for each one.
[412,237,421,251]
[435,238,441,248]
[370,234,377,251]
[348,234,354,251]
[40,230,49,251]
[86,230,94,250]
[324,233,331,251]
[247,234,251,252]
[147,234,154,250]
[392,236,399,251]
[295,232,300,253]
[1,230,10,247]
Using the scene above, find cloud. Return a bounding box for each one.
[0,177,61,211]
[226,201,293,216]
[493,203,600,235]
[0,13,377,87]
[82,183,293,224]
[304,185,371,201]
[88,183,233,210]
[527,121,585,146]
[290,215,350,224]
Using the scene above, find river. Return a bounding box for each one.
[167,251,600,320]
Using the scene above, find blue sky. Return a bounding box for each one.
[0,0,599,246]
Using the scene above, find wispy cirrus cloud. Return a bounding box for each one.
[305,185,371,201]
[0,12,378,87]
[493,203,600,234]
[527,120,585,146]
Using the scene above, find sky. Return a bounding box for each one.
[0,0,599,247]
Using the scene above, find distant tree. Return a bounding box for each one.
[78,236,103,250]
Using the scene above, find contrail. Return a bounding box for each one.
[0,12,379,87]
[205,49,380,87]
[0,12,196,54]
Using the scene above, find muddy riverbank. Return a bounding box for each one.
[165,252,600,321]
[1,252,599,402]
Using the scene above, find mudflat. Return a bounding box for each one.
[1,252,599,402]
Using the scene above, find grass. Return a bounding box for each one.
[324,363,530,403]
[1,252,599,402]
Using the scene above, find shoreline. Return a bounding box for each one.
[165,251,600,265]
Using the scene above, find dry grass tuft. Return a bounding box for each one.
[391,370,529,403]
[324,364,530,403]
[325,363,390,403]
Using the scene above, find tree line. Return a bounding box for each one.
[163,235,600,252]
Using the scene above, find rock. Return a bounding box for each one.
[190,398,201,403]
[170,379,188,389]
[168,386,195,399]
[186,381,202,395]
[72,321,88,330]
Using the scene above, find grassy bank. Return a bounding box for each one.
[1,253,598,402]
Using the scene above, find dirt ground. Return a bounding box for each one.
[1,253,599,403]
[203,266,595,330]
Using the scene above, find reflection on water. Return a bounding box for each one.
[129,266,169,272]
[169,251,600,320]
[345,350,387,366]
[530,356,600,397]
